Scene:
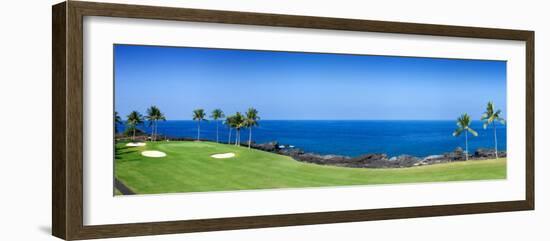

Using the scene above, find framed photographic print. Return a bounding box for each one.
[52,1,534,240]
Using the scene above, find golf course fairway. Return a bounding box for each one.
[115,141,506,195]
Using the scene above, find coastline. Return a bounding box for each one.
[251,141,506,168]
[114,140,506,195]
[115,119,507,158]
[116,135,506,169]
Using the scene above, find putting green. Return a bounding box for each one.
[115,141,506,195]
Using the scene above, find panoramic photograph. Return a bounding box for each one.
[113,44,507,195]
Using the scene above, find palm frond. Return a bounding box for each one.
[486,101,494,114]
[114,111,122,124]
[453,113,477,137]
[232,112,245,129]
[211,109,225,120]
[467,127,478,136]
[126,111,144,126]
[481,113,489,120]
[482,101,505,126]
[452,127,464,136]
[192,109,207,121]
[245,108,260,127]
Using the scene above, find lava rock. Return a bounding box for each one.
[473,148,507,159]
[252,141,279,152]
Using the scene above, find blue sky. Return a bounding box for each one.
[114,44,506,120]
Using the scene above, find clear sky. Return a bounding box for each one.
[114,44,506,120]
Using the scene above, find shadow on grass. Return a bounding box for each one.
[115,156,143,163]
[116,150,138,155]
[116,145,134,151]
[115,145,139,159]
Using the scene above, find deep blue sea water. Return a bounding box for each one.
[117,120,506,158]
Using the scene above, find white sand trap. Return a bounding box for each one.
[211,153,235,159]
[141,150,166,158]
[126,142,146,147]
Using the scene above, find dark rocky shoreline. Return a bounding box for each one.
[251,142,506,168]
[117,135,506,169]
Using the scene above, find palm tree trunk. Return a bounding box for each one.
[197,120,201,141]
[465,132,469,161]
[132,127,136,142]
[493,122,498,159]
[154,120,158,141]
[152,121,155,141]
[216,121,219,143]
[248,127,252,149]
[235,130,238,146]
[228,128,232,144]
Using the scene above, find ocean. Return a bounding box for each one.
[117,120,506,158]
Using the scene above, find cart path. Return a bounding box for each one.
[115,178,136,195]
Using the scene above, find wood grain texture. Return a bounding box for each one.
[52,2,67,239]
[71,1,533,40]
[66,2,85,240]
[51,1,535,240]
[73,201,530,240]
[525,32,535,209]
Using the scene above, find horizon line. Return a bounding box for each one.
[118,119,487,122]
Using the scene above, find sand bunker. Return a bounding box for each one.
[211,153,235,159]
[141,150,166,158]
[126,142,146,147]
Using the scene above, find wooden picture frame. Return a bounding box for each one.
[52,1,534,240]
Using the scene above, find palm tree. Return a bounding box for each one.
[192,109,207,141]
[146,106,166,141]
[224,115,234,144]
[146,107,157,141]
[481,101,506,159]
[245,108,260,149]
[126,111,144,141]
[210,109,225,143]
[453,113,478,161]
[114,111,122,134]
[155,108,166,141]
[233,112,245,146]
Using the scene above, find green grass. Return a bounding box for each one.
[115,141,506,195]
